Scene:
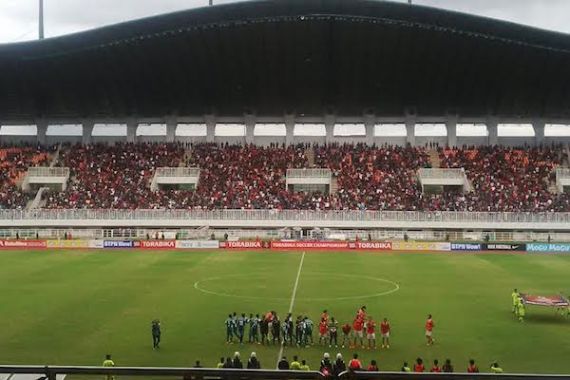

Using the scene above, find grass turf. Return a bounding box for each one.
[0,249,568,374]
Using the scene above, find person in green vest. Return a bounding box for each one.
[290,355,302,370]
[517,299,526,322]
[401,361,411,372]
[490,362,504,373]
[102,354,115,380]
[511,289,520,314]
[299,360,310,371]
[216,357,225,369]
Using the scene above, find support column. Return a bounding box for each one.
[405,112,416,146]
[36,121,48,145]
[126,119,137,143]
[364,113,376,145]
[324,114,335,144]
[165,117,177,143]
[446,114,458,148]
[487,117,498,145]
[82,120,94,145]
[244,113,256,145]
[533,119,546,147]
[205,114,216,143]
[284,113,295,146]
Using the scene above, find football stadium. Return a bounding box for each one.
[0,0,569,379]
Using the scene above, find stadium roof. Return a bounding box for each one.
[1,0,570,120]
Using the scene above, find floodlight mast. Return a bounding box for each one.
[39,0,44,40]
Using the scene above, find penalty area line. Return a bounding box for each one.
[276,251,305,368]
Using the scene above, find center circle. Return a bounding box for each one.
[193,272,399,301]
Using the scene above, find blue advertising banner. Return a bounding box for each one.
[451,243,482,251]
[526,243,570,253]
[103,240,134,248]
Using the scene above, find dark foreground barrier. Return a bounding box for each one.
[339,370,570,380]
[0,366,569,380]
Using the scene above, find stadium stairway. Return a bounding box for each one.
[428,148,441,168]
[306,147,315,166]
[49,145,61,167]
[330,175,338,194]
[182,146,192,167]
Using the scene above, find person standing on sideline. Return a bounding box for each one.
[278,356,290,370]
[512,289,520,314]
[442,359,454,373]
[102,354,115,380]
[151,319,161,349]
[517,299,526,322]
[247,352,261,369]
[414,358,425,372]
[290,355,302,370]
[380,317,391,348]
[232,352,243,368]
[348,353,362,371]
[425,314,435,346]
[431,359,441,372]
[333,353,346,377]
[467,359,479,373]
[491,362,504,373]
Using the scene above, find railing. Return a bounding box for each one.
[418,168,465,178]
[0,365,566,380]
[0,365,324,380]
[556,167,570,177]
[155,167,200,177]
[340,370,570,380]
[287,168,332,178]
[26,167,70,177]
[2,209,570,224]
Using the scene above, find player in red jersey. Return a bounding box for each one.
[348,353,362,371]
[357,306,367,321]
[341,323,351,348]
[425,314,435,346]
[365,317,376,349]
[414,358,425,372]
[380,317,391,348]
[321,310,329,323]
[430,359,441,373]
[352,317,364,348]
[318,319,329,346]
[467,359,479,373]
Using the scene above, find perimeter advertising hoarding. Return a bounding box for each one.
[526,243,570,253]
[103,240,134,248]
[451,243,482,252]
[483,243,526,251]
[270,241,350,249]
[46,240,90,249]
[0,240,47,249]
[349,241,392,250]
[176,240,219,249]
[135,240,176,249]
[221,241,264,249]
[392,241,451,251]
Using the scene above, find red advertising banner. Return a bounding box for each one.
[349,241,392,250]
[135,240,176,249]
[0,240,47,249]
[221,241,264,249]
[270,241,349,249]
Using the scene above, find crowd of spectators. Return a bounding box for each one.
[40,142,570,212]
[0,145,51,209]
[435,145,569,212]
[44,143,186,209]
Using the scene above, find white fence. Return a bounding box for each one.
[26,167,70,177]
[418,168,465,178]
[286,168,332,178]
[154,167,200,177]
[0,209,569,230]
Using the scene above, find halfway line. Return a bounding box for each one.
[276,251,305,368]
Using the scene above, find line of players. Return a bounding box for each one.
[225,306,434,349]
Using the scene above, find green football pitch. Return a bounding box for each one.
[0,249,568,374]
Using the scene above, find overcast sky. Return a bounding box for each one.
[0,0,569,43]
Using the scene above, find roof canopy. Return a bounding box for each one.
[1,0,570,120]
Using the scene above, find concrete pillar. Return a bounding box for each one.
[205,114,216,143]
[446,114,458,148]
[405,113,416,146]
[324,114,335,144]
[284,114,295,146]
[126,119,137,143]
[244,113,256,145]
[36,121,48,145]
[487,117,498,145]
[533,119,546,147]
[364,113,376,145]
[165,117,177,143]
[82,120,94,145]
